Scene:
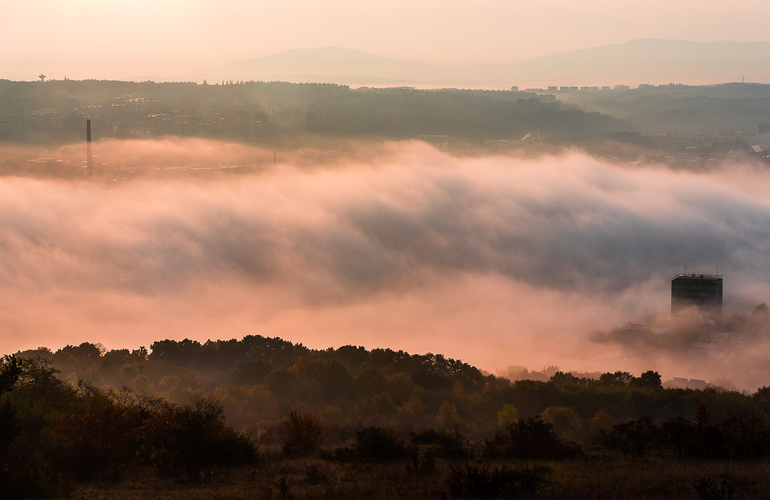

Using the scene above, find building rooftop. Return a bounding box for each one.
[672,273,722,280]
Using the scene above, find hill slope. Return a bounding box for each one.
[181,40,770,88]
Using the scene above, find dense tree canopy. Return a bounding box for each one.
[5,335,770,497]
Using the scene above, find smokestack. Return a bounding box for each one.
[87,119,93,177]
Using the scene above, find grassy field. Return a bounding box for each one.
[65,453,770,500]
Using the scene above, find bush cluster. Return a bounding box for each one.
[0,356,255,497]
[604,405,770,459]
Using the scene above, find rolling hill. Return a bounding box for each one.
[179,39,770,88]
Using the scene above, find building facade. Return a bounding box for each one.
[671,273,723,324]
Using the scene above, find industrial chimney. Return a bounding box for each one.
[86,119,93,177]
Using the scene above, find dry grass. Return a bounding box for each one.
[65,454,770,500]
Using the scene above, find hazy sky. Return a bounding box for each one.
[1,0,768,81]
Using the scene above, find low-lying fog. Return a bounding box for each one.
[2,138,770,389]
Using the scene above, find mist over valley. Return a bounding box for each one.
[2,138,770,389]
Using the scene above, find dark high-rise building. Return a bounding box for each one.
[671,273,723,324]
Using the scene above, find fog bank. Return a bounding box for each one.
[2,140,770,387]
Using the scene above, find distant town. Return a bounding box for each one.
[1,79,769,174]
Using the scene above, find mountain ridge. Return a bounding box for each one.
[175,39,770,88]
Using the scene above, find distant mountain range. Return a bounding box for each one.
[174,39,770,89]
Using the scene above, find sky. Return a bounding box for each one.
[1,0,769,81]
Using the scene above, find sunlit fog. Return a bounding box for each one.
[3,139,770,388]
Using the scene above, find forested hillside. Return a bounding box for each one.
[13,336,769,434]
[5,337,770,498]
[0,80,624,144]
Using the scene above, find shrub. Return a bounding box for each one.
[661,417,694,459]
[318,445,356,462]
[693,474,752,500]
[0,355,22,453]
[52,394,132,479]
[486,417,582,459]
[540,406,582,440]
[0,437,68,499]
[689,405,725,459]
[719,411,769,459]
[281,411,325,455]
[590,409,616,435]
[0,399,19,455]
[608,416,659,456]
[447,463,551,498]
[140,397,256,480]
[304,463,329,485]
[354,426,407,460]
[406,447,436,476]
[410,428,467,458]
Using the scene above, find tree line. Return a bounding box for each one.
[5,337,770,497]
